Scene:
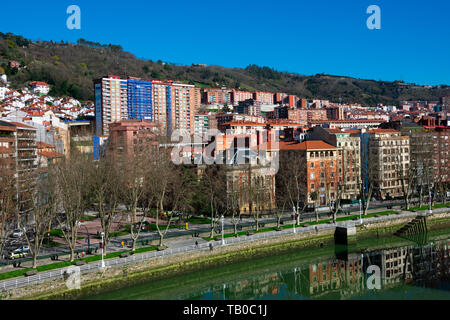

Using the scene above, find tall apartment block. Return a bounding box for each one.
[171,83,201,136]
[95,77,201,136]
[127,78,153,121]
[94,76,128,136]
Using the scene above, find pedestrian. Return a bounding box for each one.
[209,243,213,251]
[195,241,198,248]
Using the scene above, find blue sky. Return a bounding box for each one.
[1,0,449,85]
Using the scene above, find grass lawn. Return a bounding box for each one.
[408,203,450,212]
[0,245,159,281]
[204,210,398,241]
[188,217,212,225]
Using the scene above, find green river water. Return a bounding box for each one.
[85,229,450,300]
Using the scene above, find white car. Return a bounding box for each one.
[11,229,24,238]
[13,245,30,254]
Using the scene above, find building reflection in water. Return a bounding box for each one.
[173,239,449,300]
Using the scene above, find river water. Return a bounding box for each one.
[85,231,450,300]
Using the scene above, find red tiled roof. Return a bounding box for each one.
[367,129,400,134]
[269,140,337,151]
[8,122,36,129]
[38,150,64,158]
[37,141,56,149]
[225,121,266,126]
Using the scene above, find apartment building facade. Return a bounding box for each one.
[278,140,338,206]
[108,119,160,165]
[368,129,410,200]
[202,88,232,105]
[308,127,361,201]
[94,76,128,136]
[231,90,253,104]
[95,77,200,136]
[253,91,274,105]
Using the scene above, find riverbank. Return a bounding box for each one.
[6,209,450,300]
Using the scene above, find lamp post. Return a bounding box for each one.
[359,199,363,224]
[100,232,105,268]
[292,206,296,234]
[221,215,225,245]
[428,184,433,215]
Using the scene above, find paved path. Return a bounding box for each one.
[0,201,438,274]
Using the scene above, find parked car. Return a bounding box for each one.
[8,250,29,260]
[11,229,24,238]
[13,245,30,254]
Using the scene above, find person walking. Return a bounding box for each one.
[195,241,198,248]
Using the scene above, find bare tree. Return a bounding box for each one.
[146,150,194,248]
[409,130,434,207]
[360,140,374,216]
[278,151,308,225]
[121,150,148,253]
[88,153,121,255]
[54,152,92,262]
[323,161,341,224]
[200,164,226,238]
[228,188,241,235]
[396,144,414,210]
[18,169,57,268]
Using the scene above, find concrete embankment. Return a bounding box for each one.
[5,209,450,300]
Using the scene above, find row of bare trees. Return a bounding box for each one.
[0,144,195,268]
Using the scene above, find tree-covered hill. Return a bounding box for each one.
[1,32,449,106]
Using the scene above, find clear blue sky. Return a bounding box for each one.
[1,0,449,85]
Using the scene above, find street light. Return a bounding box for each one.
[100,232,105,269]
[428,184,433,215]
[293,206,296,234]
[221,215,225,245]
[359,199,363,224]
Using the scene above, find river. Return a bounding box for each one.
[85,230,450,300]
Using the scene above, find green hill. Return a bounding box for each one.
[1,32,449,106]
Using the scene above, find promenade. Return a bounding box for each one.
[1,204,449,297]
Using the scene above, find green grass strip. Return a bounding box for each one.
[0,246,159,281]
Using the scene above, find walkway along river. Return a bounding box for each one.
[3,208,450,300]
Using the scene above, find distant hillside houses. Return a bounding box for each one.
[0,83,93,120]
[29,81,50,96]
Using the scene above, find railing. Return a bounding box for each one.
[1,207,448,292]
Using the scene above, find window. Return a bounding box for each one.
[310,172,315,180]
[310,162,315,168]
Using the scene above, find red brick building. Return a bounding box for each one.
[253,91,274,105]
[278,140,338,205]
[231,90,253,104]
[108,119,160,163]
[202,88,232,105]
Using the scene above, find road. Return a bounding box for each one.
[0,198,420,269]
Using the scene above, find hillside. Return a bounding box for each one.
[1,32,449,106]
